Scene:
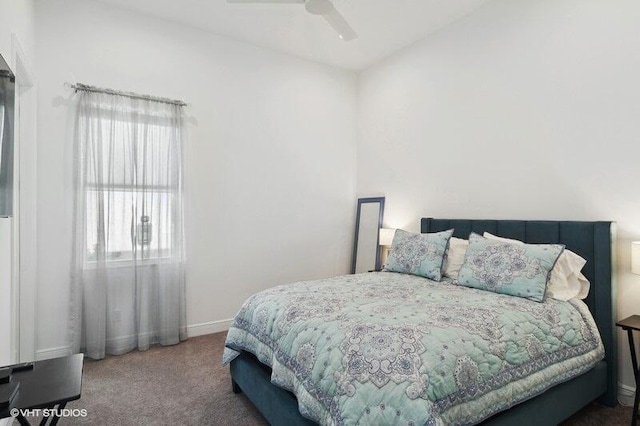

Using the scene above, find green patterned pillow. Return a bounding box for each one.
[458,233,565,302]
[383,229,453,281]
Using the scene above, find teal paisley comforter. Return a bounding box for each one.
[223,272,604,425]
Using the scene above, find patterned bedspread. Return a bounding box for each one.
[223,272,604,425]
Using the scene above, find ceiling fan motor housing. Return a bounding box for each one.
[305,0,333,15]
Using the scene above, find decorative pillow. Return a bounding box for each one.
[443,237,469,280]
[458,233,564,302]
[483,232,590,301]
[384,229,454,281]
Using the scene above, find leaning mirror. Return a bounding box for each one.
[351,197,385,274]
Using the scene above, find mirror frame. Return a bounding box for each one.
[351,196,385,274]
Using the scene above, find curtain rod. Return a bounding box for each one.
[66,83,188,107]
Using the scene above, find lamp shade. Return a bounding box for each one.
[633,242,640,275]
[379,228,396,246]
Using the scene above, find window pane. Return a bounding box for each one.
[86,189,174,261]
[84,114,177,189]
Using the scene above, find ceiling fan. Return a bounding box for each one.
[227,0,358,42]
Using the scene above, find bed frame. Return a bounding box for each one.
[229,218,617,425]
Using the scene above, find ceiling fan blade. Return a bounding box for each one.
[322,6,358,41]
[227,0,304,3]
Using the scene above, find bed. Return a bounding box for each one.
[225,218,617,425]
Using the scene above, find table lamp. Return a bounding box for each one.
[379,228,396,247]
[379,228,396,268]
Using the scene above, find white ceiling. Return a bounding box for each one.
[95,0,492,70]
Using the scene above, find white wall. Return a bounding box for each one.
[0,0,35,71]
[34,0,357,355]
[357,0,640,397]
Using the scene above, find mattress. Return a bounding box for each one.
[223,272,604,425]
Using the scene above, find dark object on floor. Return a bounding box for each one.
[0,354,83,426]
[0,367,11,384]
[11,362,34,372]
[0,382,19,409]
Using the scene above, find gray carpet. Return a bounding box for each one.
[17,332,631,425]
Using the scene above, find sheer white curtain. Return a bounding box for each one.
[69,90,187,360]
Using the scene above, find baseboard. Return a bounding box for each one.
[34,319,234,358]
[187,318,233,337]
[35,345,72,361]
[618,382,635,407]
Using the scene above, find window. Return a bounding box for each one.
[78,99,183,264]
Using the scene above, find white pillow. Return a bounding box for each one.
[443,237,469,280]
[483,232,590,301]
